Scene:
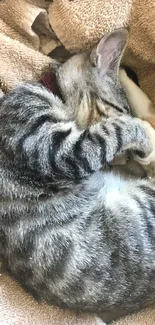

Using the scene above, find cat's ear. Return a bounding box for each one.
[91,28,129,78]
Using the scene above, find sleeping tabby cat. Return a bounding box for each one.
[1,29,155,321]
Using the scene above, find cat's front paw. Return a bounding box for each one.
[134,120,155,165]
[142,120,155,146]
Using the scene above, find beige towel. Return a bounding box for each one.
[0,0,58,93]
[49,0,155,107]
[0,266,103,325]
[113,306,155,325]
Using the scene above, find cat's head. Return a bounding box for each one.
[54,29,130,127]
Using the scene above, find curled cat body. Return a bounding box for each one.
[1,29,155,322]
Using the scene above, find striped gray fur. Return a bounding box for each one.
[1,29,155,322]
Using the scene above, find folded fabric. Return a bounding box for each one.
[0,266,103,325]
[0,0,57,94]
[114,306,155,325]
